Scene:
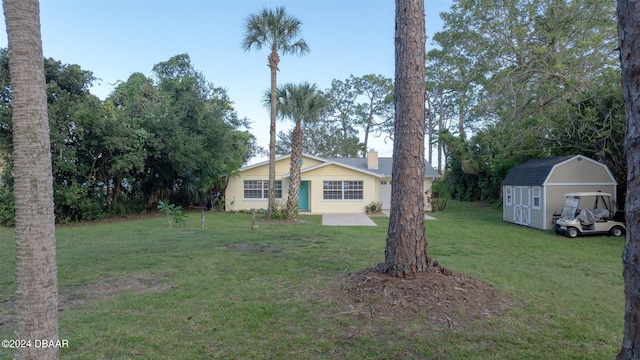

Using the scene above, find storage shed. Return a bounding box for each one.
[502,155,618,230]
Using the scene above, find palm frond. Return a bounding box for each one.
[241,6,309,57]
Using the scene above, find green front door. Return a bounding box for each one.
[299,181,309,212]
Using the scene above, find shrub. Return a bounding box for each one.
[365,201,383,213]
[157,200,187,228]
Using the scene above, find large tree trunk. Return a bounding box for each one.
[385,0,428,278]
[4,0,59,359]
[286,119,303,220]
[617,1,640,358]
[267,48,280,219]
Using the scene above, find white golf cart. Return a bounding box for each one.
[554,192,625,238]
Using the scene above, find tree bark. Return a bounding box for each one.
[618,1,640,358]
[286,119,303,220]
[385,0,428,278]
[267,48,280,219]
[4,0,59,358]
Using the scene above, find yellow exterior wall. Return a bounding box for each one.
[226,155,436,213]
[301,163,378,213]
[225,155,325,211]
[424,178,434,211]
[226,157,287,212]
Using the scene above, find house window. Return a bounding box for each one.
[505,186,512,206]
[380,181,388,185]
[323,180,363,200]
[532,186,541,210]
[243,180,282,199]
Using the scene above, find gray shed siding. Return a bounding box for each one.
[502,156,617,230]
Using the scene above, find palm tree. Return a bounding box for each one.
[242,6,310,219]
[272,82,326,220]
[384,0,428,278]
[4,0,59,358]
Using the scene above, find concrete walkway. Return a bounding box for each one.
[322,213,377,226]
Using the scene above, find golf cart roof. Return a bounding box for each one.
[564,192,612,197]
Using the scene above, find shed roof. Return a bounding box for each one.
[502,156,574,186]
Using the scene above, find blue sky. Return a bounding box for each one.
[0,0,453,161]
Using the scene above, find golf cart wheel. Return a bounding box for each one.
[566,227,579,238]
[610,226,625,237]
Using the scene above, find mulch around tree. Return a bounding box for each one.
[330,263,511,332]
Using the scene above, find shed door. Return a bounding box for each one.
[513,186,531,226]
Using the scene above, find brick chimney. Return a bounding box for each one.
[367,149,378,169]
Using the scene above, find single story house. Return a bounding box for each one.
[225,151,441,213]
[502,155,618,230]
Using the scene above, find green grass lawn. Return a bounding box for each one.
[0,201,625,359]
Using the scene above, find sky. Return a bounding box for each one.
[0,0,454,163]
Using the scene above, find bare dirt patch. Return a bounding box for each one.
[1,273,172,328]
[226,243,282,254]
[329,263,510,332]
[61,273,173,309]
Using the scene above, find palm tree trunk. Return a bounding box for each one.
[286,119,303,220]
[617,1,640,358]
[4,0,59,358]
[267,49,280,219]
[385,0,428,278]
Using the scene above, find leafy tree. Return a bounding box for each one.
[323,77,360,157]
[425,52,459,172]
[242,6,309,219]
[4,0,59,358]
[352,75,394,156]
[433,0,622,204]
[617,0,640,357]
[145,55,257,206]
[0,47,113,222]
[322,75,394,157]
[0,50,254,223]
[384,0,428,278]
[275,121,361,158]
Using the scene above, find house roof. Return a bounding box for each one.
[239,153,441,179]
[326,156,440,178]
[502,155,611,186]
[286,160,384,178]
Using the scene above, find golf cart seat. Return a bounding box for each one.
[592,208,610,221]
[577,208,596,226]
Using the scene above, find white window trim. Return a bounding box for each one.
[532,186,541,210]
[243,180,282,200]
[505,186,513,206]
[322,180,364,201]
